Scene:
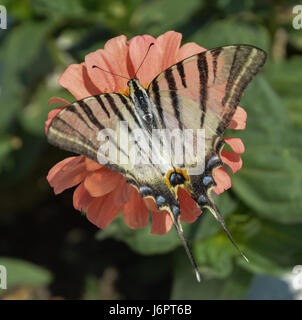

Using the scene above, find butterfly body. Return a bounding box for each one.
[128,78,154,125]
[47,45,267,280]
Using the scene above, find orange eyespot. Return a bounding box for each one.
[165,168,189,188]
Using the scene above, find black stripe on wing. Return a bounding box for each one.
[151,78,167,129]
[197,53,209,127]
[67,104,93,130]
[164,68,183,129]
[94,95,111,118]
[78,100,105,130]
[118,94,141,128]
[210,47,222,83]
[176,61,187,88]
[104,93,126,122]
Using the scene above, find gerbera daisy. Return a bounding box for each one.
[46,31,246,236]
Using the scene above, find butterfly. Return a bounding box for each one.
[47,44,267,281]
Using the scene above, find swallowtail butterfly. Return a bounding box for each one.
[47,45,267,281]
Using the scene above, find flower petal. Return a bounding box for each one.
[85,36,130,94]
[87,192,121,229]
[213,167,232,194]
[47,156,88,194]
[128,34,161,87]
[59,63,99,100]
[221,150,242,173]
[155,31,182,70]
[85,158,103,171]
[144,198,158,211]
[103,35,133,89]
[224,137,245,154]
[48,97,70,106]
[228,106,247,130]
[178,187,202,223]
[84,167,122,197]
[151,210,173,235]
[114,181,134,206]
[177,42,206,62]
[48,156,79,181]
[73,182,94,212]
[122,187,149,229]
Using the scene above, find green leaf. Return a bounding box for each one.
[263,58,302,129]
[190,18,270,52]
[96,214,182,255]
[193,233,237,278]
[216,0,255,13]
[0,135,16,174]
[0,257,52,290]
[0,22,53,132]
[230,76,302,222]
[32,0,85,17]
[134,0,202,35]
[19,87,73,136]
[190,191,238,242]
[83,275,101,300]
[192,209,253,280]
[171,250,252,299]
[238,220,302,276]
[0,134,45,186]
[288,28,302,51]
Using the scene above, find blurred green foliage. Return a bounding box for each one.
[0,0,302,299]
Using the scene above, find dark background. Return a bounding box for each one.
[0,0,302,299]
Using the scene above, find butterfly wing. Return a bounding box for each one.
[149,45,266,134]
[47,92,181,213]
[148,45,266,259]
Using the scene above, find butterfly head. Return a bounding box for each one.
[127,78,154,124]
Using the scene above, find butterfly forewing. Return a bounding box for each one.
[48,93,140,172]
[148,45,266,133]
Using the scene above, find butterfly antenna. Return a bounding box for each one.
[173,216,201,282]
[134,43,154,78]
[92,65,130,81]
[207,202,249,263]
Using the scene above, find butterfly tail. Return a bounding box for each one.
[206,201,249,263]
[170,211,201,282]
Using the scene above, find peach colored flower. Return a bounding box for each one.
[46,31,247,235]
